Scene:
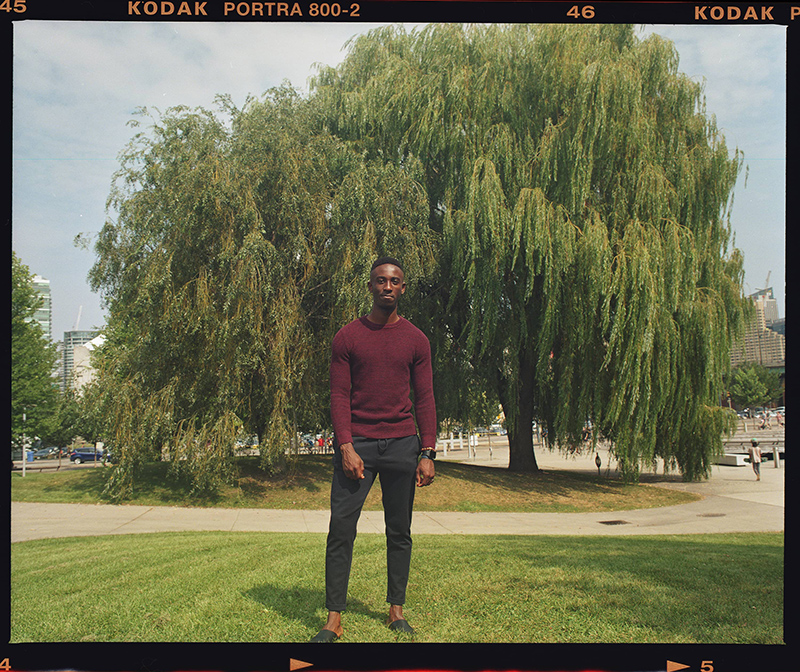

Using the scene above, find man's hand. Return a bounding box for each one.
[340,443,365,480]
[416,456,435,487]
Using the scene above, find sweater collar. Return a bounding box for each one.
[359,315,404,331]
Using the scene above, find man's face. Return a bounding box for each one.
[368,264,406,309]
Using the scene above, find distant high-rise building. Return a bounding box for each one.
[750,287,780,324]
[73,334,106,391]
[730,288,785,369]
[62,330,98,391]
[768,318,785,337]
[30,275,52,341]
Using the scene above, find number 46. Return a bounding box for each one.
[567,5,595,19]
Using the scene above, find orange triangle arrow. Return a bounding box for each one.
[290,660,313,671]
[667,662,690,672]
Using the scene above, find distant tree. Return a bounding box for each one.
[311,24,748,481]
[87,87,435,498]
[39,387,83,448]
[729,363,781,411]
[11,252,59,449]
[760,366,784,407]
[729,365,767,412]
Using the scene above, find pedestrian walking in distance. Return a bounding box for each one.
[749,439,762,481]
[311,257,437,643]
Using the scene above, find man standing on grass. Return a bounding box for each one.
[311,257,437,642]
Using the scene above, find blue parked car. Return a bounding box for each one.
[69,448,109,464]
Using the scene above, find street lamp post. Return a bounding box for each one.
[22,409,28,478]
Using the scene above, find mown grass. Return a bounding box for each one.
[10,531,783,643]
[10,455,699,513]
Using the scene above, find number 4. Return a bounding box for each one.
[0,658,11,671]
[701,662,714,672]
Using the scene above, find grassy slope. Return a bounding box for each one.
[11,455,699,512]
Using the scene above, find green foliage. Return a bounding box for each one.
[87,86,435,498]
[39,387,83,447]
[312,24,748,481]
[11,252,59,448]
[88,24,750,494]
[729,363,782,410]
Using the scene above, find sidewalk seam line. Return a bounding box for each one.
[111,506,155,533]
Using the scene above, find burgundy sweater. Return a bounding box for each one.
[329,316,437,448]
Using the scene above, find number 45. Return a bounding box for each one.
[0,0,27,11]
[567,5,595,19]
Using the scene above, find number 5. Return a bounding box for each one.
[701,662,714,672]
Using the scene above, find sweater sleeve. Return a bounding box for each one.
[329,329,353,445]
[410,333,437,448]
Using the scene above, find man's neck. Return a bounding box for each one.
[366,305,401,325]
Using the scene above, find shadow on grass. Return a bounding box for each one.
[41,463,229,506]
[29,466,112,501]
[242,583,385,633]
[15,453,692,512]
[237,456,329,495]
[124,463,235,505]
[434,460,634,498]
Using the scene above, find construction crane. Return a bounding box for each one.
[754,271,772,297]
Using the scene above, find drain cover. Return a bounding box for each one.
[698,513,726,518]
[599,520,630,525]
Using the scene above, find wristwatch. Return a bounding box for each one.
[420,448,436,460]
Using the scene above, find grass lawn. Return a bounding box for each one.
[10,531,783,644]
[10,455,699,513]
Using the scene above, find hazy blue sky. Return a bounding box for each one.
[12,22,786,340]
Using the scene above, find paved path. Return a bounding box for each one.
[11,446,784,543]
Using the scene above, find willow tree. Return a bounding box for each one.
[88,85,435,498]
[312,24,748,480]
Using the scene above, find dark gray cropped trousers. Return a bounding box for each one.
[325,435,419,612]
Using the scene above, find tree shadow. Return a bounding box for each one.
[48,462,231,505]
[237,456,329,494]
[35,466,112,500]
[434,461,635,499]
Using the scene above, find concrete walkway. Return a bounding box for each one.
[11,445,784,543]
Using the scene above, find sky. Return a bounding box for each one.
[11,19,787,341]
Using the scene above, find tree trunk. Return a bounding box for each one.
[500,354,540,473]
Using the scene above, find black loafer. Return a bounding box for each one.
[388,619,415,634]
[310,628,339,643]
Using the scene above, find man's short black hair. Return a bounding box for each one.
[371,256,404,273]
